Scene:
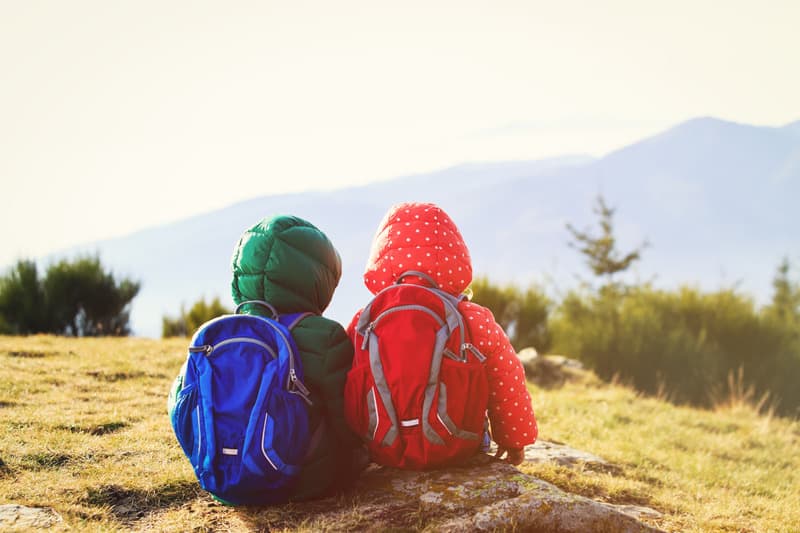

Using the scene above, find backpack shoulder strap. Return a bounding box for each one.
[355,282,484,362]
[278,312,315,331]
[395,270,439,288]
[427,287,485,362]
[235,300,279,318]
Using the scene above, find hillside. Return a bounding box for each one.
[1,336,798,532]
[40,117,800,337]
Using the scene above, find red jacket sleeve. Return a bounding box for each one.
[460,301,538,449]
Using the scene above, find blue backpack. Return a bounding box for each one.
[170,301,313,506]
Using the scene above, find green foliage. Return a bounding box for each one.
[557,198,800,415]
[550,284,800,415]
[0,260,48,334]
[469,276,552,352]
[763,257,800,329]
[566,195,647,285]
[162,296,231,338]
[0,256,139,336]
[43,257,141,336]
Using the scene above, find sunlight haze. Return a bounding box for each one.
[1,0,798,266]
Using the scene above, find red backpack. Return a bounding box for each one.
[344,271,489,469]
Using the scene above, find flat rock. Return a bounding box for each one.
[519,351,587,388]
[3,442,661,532]
[524,439,608,467]
[516,347,539,364]
[0,504,64,530]
[354,451,664,532]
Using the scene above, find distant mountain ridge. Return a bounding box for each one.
[48,117,800,337]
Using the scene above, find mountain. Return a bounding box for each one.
[50,118,800,337]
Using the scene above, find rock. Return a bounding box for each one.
[524,439,608,468]
[516,347,539,364]
[519,351,586,388]
[486,439,607,469]
[614,504,665,520]
[0,504,64,530]
[436,479,664,532]
[135,441,660,532]
[353,451,664,532]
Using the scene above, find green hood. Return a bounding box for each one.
[230,215,342,314]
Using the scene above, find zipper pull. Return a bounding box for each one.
[461,343,486,363]
[289,368,311,397]
[189,345,213,356]
[360,323,374,351]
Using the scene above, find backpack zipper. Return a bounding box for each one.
[364,305,486,362]
[289,368,310,397]
[261,411,279,471]
[195,405,203,458]
[191,321,311,406]
[192,337,278,359]
[265,323,312,404]
[461,342,487,363]
[362,305,446,349]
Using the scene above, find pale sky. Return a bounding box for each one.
[1,0,799,266]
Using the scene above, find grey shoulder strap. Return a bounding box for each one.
[235,300,278,318]
[396,270,439,288]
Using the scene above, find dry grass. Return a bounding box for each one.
[1,335,798,532]
[525,368,800,533]
[709,366,775,416]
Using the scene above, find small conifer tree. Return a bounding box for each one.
[566,195,648,286]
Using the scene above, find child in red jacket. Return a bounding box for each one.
[346,201,537,466]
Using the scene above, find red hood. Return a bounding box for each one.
[364,202,473,296]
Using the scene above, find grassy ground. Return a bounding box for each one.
[0,335,798,532]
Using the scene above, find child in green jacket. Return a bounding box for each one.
[170,214,363,502]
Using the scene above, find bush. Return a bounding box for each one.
[469,276,552,352]
[0,260,48,334]
[162,297,231,338]
[43,257,140,336]
[550,284,800,414]
[0,257,139,336]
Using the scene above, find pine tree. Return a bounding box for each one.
[566,195,648,286]
[765,257,800,328]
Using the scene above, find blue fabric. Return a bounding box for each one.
[480,416,491,453]
[170,313,311,505]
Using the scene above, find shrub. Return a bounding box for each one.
[470,276,552,352]
[550,284,800,414]
[0,256,139,336]
[162,297,231,338]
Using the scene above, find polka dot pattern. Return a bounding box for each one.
[356,202,537,450]
[363,202,473,295]
[460,301,538,449]
[348,300,538,449]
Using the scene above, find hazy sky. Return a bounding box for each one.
[1,0,798,266]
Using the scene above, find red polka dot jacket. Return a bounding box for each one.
[348,201,538,450]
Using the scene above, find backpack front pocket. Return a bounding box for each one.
[170,384,203,464]
[238,374,307,492]
[435,357,488,441]
[343,363,373,440]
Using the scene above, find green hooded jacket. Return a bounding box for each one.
[170,215,360,502]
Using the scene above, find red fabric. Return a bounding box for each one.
[353,202,537,451]
[344,285,489,469]
[364,203,473,295]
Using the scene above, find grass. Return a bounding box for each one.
[1,335,798,532]
[522,372,800,532]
